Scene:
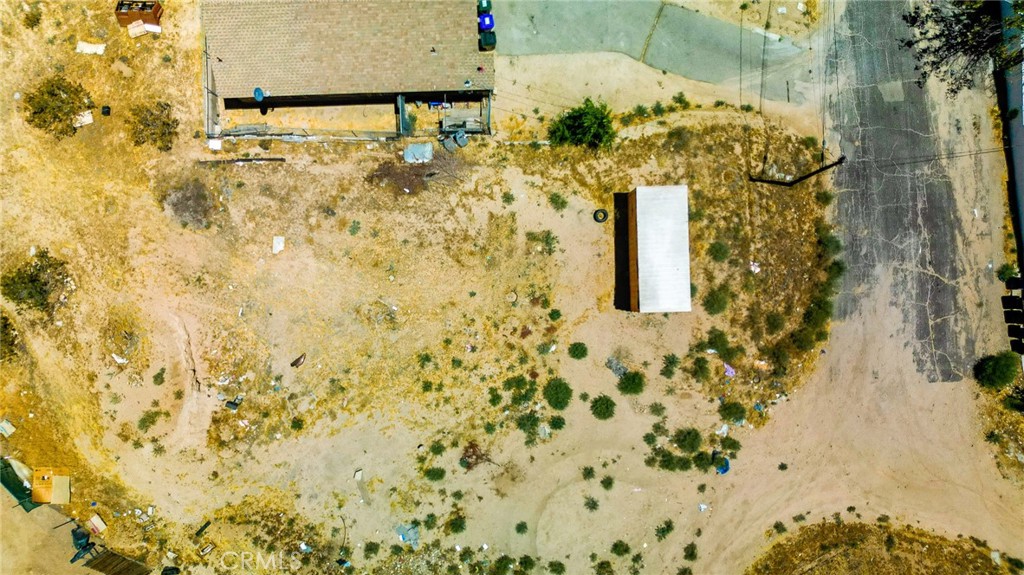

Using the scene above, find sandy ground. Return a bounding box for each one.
[1,1,1021,574]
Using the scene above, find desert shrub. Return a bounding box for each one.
[664,126,693,152]
[708,241,730,262]
[778,463,788,470]
[548,98,616,149]
[649,402,667,417]
[632,104,650,118]
[429,441,446,455]
[582,466,596,480]
[23,76,92,139]
[815,189,834,205]
[543,377,573,409]
[673,428,703,453]
[519,555,536,570]
[137,409,169,432]
[548,308,562,321]
[671,92,692,109]
[611,540,631,556]
[548,192,569,211]
[997,263,1018,282]
[364,541,380,558]
[720,436,741,452]
[718,401,746,422]
[515,412,540,435]
[568,342,588,359]
[23,3,42,28]
[163,179,213,229]
[973,351,1019,389]
[548,561,567,575]
[153,367,166,385]
[690,357,711,381]
[773,521,787,534]
[424,514,438,529]
[1,249,70,313]
[702,285,731,315]
[0,313,21,361]
[765,312,785,334]
[683,542,698,561]
[129,101,179,151]
[600,476,614,490]
[590,394,616,420]
[655,519,675,541]
[515,521,528,534]
[446,513,466,533]
[290,417,304,430]
[800,136,819,149]
[549,415,566,430]
[618,371,646,395]
[651,101,666,116]
[584,496,599,511]
[595,560,614,575]
[526,230,559,255]
[660,354,680,378]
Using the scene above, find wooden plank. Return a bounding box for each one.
[627,191,640,312]
[84,549,151,575]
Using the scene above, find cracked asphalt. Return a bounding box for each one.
[832,0,969,382]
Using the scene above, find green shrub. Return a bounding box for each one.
[683,542,698,561]
[690,357,711,381]
[1,313,20,361]
[526,230,559,255]
[23,3,42,28]
[364,541,380,558]
[600,476,614,490]
[765,312,785,334]
[549,415,566,430]
[590,394,616,420]
[672,428,702,453]
[618,371,646,395]
[515,412,540,435]
[543,377,573,409]
[671,92,692,110]
[815,189,834,206]
[548,561,567,575]
[129,101,179,151]
[708,241,730,262]
[424,513,438,529]
[611,540,631,556]
[584,496,599,511]
[997,263,1018,281]
[1,250,70,313]
[702,285,731,315]
[446,514,466,533]
[290,417,304,431]
[23,76,92,139]
[515,521,528,534]
[655,519,675,541]
[568,342,588,359]
[974,352,1019,389]
[423,467,446,481]
[549,192,569,211]
[137,409,169,432]
[582,466,596,480]
[664,126,692,151]
[718,401,746,422]
[548,98,616,149]
[652,101,666,116]
[660,354,680,378]
[548,308,562,321]
[429,441,446,455]
[519,555,536,570]
[720,436,741,452]
[773,521,787,534]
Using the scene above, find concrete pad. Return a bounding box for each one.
[877,80,906,102]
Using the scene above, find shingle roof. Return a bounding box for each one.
[203,0,495,99]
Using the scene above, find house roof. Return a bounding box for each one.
[634,185,691,313]
[203,0,495,99]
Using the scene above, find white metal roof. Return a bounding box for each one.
[635,185,691,313]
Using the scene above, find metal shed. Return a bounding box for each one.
[624,185,692,313]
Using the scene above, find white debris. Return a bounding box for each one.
[749,261,761,274]
[112,353,128,365]
[698,503,709,513]
[797,2,807,13]
[127,20,148,38]
[143,23,162,33]
[272,236,285,254]
[715,424,729,437]
[208,139,222,151]
[777,6,787,14]
[73,110,94,128]
[75,41,106,55]
[0,419,16,437]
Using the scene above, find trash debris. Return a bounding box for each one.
[395,524,420,549]
[199,543,215,556]
[605,356,627,378]
[194,520,211,538]
[402,143,433,164]
[290,353,306,368]
[143,23,162,34]
[715,424,729,437]
[723,363,736,377]
[797,2,807,13]
[716,457,730,475]
[0,419,16,438]
[127,20,148,38]
[112,353,128,365]
[538,424,551,439]
[698,503,709,513]
[87,514,107,534]
[298,542,312,553]
[506,292,518,303]
[272,236,285,254]
[208,139,222,151]
[75,41,106,55]
[32,467,71,504]
[749,261,761,274]
[777,6,787,14]
[73,110,94,128]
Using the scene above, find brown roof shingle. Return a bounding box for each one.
[203,0,495,99]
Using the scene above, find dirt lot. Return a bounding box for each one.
[1,2,1021,575]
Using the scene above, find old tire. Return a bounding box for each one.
[593,209,609,223]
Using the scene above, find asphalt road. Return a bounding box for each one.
[832,0,967,382]
[494,1,804,102]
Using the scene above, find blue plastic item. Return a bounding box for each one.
[716,458,730,475]
[479,13,494,31]
[254,87,264,102]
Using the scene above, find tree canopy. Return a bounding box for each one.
[902,1,1023,96]
[548,98,616,149]
[973,351,1020,389]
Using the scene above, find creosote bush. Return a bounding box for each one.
[617,371,646,395]
[23,76,92,139]
[568,342,588,359]
[973,351,1019,390]
[590,395,616,420]
[129,101,179,151]
[718,401,746,422]
[543,377,573,410]
[1,249,70,314]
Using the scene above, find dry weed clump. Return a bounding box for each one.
[746,521,1012,575]
[367,149,468,195]
[162,178,213,229]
